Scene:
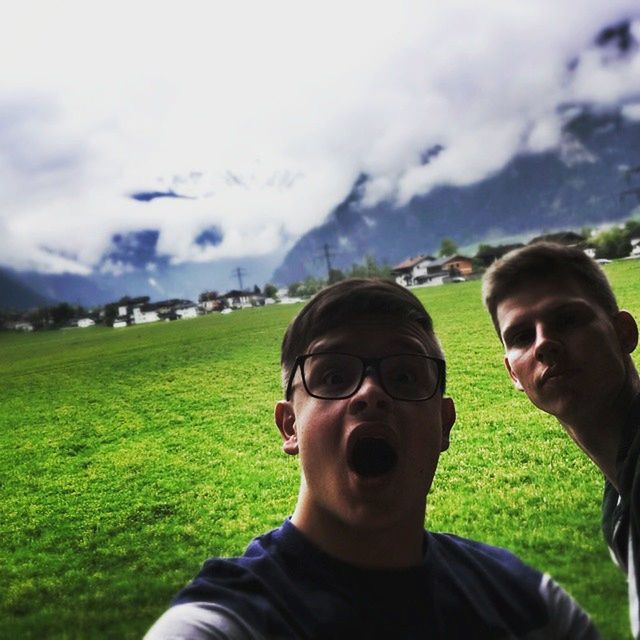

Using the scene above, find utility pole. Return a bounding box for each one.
[316,242,339,280]
[323,243,333,278]
[232,267,247,291]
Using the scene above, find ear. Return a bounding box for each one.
[613,310,639,354]
[504,356,524,392]
[274,400,298,456]
[440,397,456,452]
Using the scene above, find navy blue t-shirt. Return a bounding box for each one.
[164,520,592,639]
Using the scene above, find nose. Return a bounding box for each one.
[348,367,390,413]
[534,323,562,365]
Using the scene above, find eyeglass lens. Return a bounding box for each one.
[302,353,439,400]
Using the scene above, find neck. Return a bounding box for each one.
[559,372,640,490]
[290,494,426,569]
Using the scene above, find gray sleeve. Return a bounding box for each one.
[525,573,601,640]
[143,602,262,640]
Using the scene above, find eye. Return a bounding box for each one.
[508,329,534,348]
[389,367,418,386]
[321,369,347,386]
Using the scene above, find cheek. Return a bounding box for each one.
[408,412,443,455]
[296,402,343,451]
[506,351,525,375]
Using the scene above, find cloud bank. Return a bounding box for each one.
[1,0,639,274]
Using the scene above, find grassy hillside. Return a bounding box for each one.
[1,261,638,639]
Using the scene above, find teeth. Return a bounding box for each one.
[349,437,397,477]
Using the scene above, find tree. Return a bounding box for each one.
[288,282,301,297]
[328,268,345,284]
[199,290,219,302]
[104,302,119,326]
[438,238,458,257]
[592,226,631,259]
[624,219,640,238]
[26,306,52,330]
[50,303,76,327]
[297,277,324,298]
[264,283,278,298]
[347,255,393,279]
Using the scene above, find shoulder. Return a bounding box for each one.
[172,525,288,606]
[428,532,542,579]
[427,533,600,639]
[143,602,262,640]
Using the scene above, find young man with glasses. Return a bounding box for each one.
[482,242,640,638]
[146,278,598,639]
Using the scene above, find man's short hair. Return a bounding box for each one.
[280,278,445,392]
[482,241,619,336]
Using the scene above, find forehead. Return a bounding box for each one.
[496,276,597,328]
[306,318,440,357]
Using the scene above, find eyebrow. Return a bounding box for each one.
[308,338,432,356]
[501,300,594,344]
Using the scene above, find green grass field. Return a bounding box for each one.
[2,261,638,639]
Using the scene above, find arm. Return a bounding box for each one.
[144,602,262,640]
[534,574,601,640]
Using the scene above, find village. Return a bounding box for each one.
[3,224,640,332]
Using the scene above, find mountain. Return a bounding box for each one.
[13,269,118,308]
[0,252,285,310]
[272,110,640,284]
[0,268,54,310]
[3,108,639,308]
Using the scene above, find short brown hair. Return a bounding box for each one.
[482,242,619,336]
[280,278,444,392]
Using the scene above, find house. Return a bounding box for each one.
[109,296,198,326]
[133,299,199,323]
[220,290,265,309]
[437,255,473,276]
[199,291,225,313]
[413,255,474,284]
[630,238,640,257]
[392,254,473,287]
[132,305,160,325]
[112,296,151,327]
[176,305,198,319]
[391,255,436,286]
[7,321,34,331]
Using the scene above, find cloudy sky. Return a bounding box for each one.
[1,0,639,277]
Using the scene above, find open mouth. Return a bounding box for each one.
[348,437,397,477]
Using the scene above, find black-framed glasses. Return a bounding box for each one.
[285,352,445,402]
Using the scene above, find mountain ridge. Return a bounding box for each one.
[271,110,640,284]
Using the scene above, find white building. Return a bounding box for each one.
[176,306,198,319]
[132,307,160,324]
[391,255,435,286]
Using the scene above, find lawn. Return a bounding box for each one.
[1,260,638,639]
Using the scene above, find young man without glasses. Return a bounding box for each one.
[483,242,640,638]
[146,278,599,639]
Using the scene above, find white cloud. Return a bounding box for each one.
[623,103,640,120]
[0,1,639,273]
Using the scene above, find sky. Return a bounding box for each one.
[1,0,640,278]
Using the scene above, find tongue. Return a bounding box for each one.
[350,438,397,477]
